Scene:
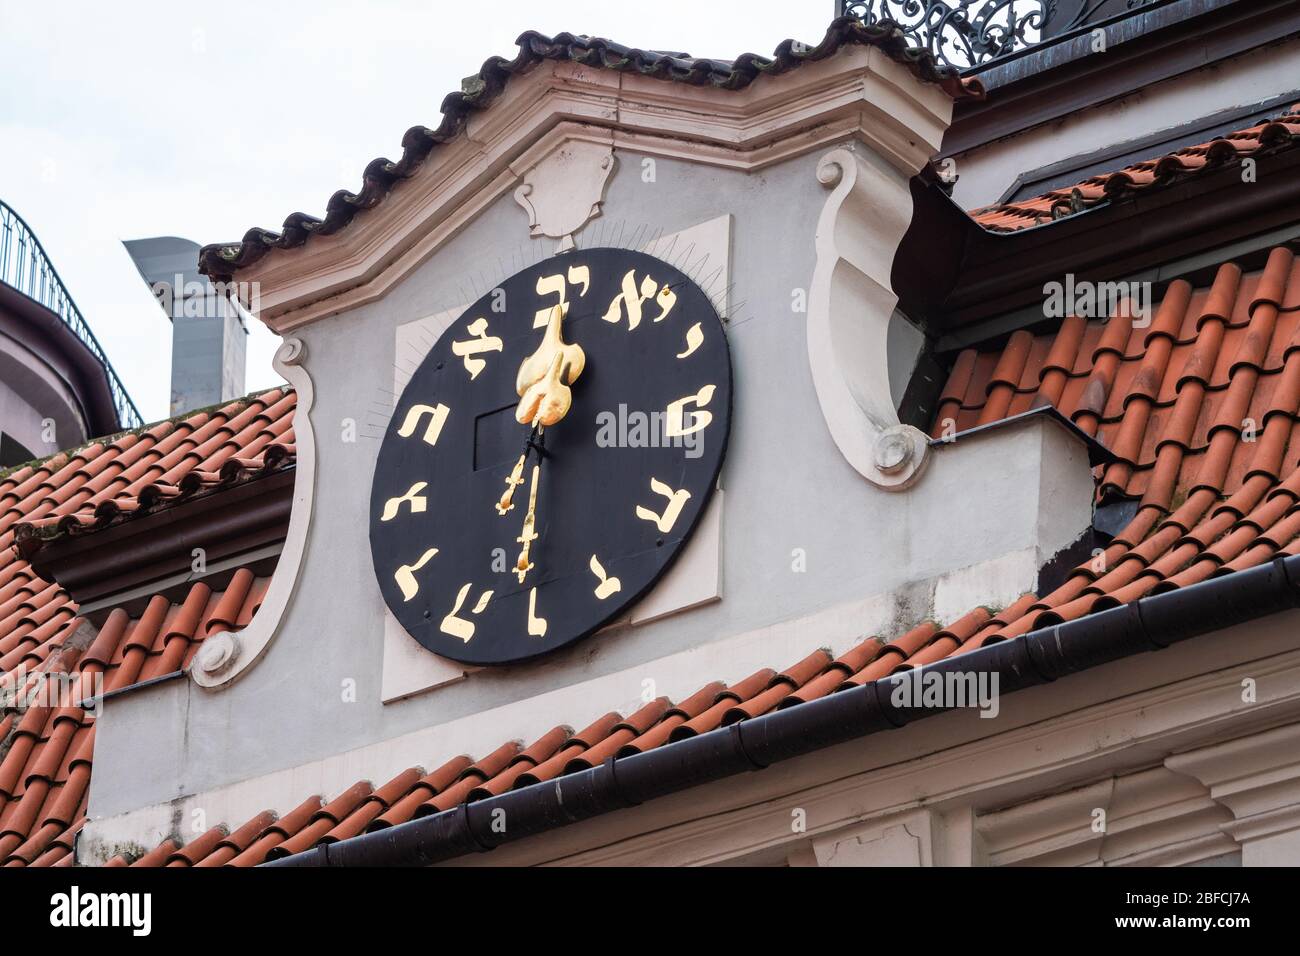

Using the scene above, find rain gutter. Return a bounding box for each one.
[264,553,1300,866]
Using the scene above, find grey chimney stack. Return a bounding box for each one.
[122,236,247,416]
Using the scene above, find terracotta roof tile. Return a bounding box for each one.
[226,796,321,867]
[970,105,1300,232]
[373,756,472,829]
[920,244,1300,633]
[17,259,1300,870]
[0,387,293,867]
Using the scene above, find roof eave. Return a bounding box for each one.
[265,552,1300,867]
[894,143,1300,338]
[196,17,979,319]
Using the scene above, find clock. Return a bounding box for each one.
[369,247,732,666]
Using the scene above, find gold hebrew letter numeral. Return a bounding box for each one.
[440,582,494,642]
[652,285,677,323]
[450,317,504,379]
[394,547,438,602]
[676,322,703,359]
[533,274,567,329]
[602,269,661,330]
[589,554,622,600]
[397,403,450,446]
[533,266,591,328]
[380,481,428,521]
[527,587,547,637]
[665,384,716,438]
[635,477,692,534]
[567,264,590,298]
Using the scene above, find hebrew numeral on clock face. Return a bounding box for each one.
[396,403,449,446]
[441,583,494,642]
[533,266,591,328]
[380,481,428,521]
[527,587,548,637]
[589,554,622,600]
[394,547,438,601]
[665,384,716,438]
[450,317,503,379]
[635,478,692,534]
[602,270,677,330]
[676,322,704,359]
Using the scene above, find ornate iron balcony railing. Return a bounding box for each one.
[842,0,1046,69]
[0,199,143,430]
[840,0,1163,71]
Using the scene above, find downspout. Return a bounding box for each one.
[264,554,1300,867]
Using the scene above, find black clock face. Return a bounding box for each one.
[369,247,732,666]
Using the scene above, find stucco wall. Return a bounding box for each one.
[89,145,1096,819]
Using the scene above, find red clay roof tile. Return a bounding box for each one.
[969,106,1300,232]
[0,388,293,867]
[14,254,1300,869]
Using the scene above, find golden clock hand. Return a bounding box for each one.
[514,461,541,583]
[496,452,526,515]
[500,300,584,517]
[505,295,585,575]
[514,304,585,427]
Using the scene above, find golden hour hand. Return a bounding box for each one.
[514,303,585,427]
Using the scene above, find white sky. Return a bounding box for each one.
[0,0,830,423]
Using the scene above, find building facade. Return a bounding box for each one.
[4,2,1300,868]
[0,200,140,467]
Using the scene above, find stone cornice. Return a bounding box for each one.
[236,49,953,332]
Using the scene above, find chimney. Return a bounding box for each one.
[123,236,247,416]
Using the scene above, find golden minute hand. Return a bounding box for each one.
[514,462,541,583]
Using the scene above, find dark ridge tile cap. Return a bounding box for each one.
[197,17,980,280]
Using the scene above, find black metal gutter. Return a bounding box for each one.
[263,553,1300,867]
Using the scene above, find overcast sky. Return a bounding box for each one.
[0,1,829,423]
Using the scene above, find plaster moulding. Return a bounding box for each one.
[807,146,929,489]
[813,808,937,866]
[1166,722,1300,857]
[513,140,615,248]
[190,338,316,690]
[235,48,952,332]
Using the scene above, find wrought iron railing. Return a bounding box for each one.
[0,199,143,430]
[843,0,1047,69]
[840,1,1164,71]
